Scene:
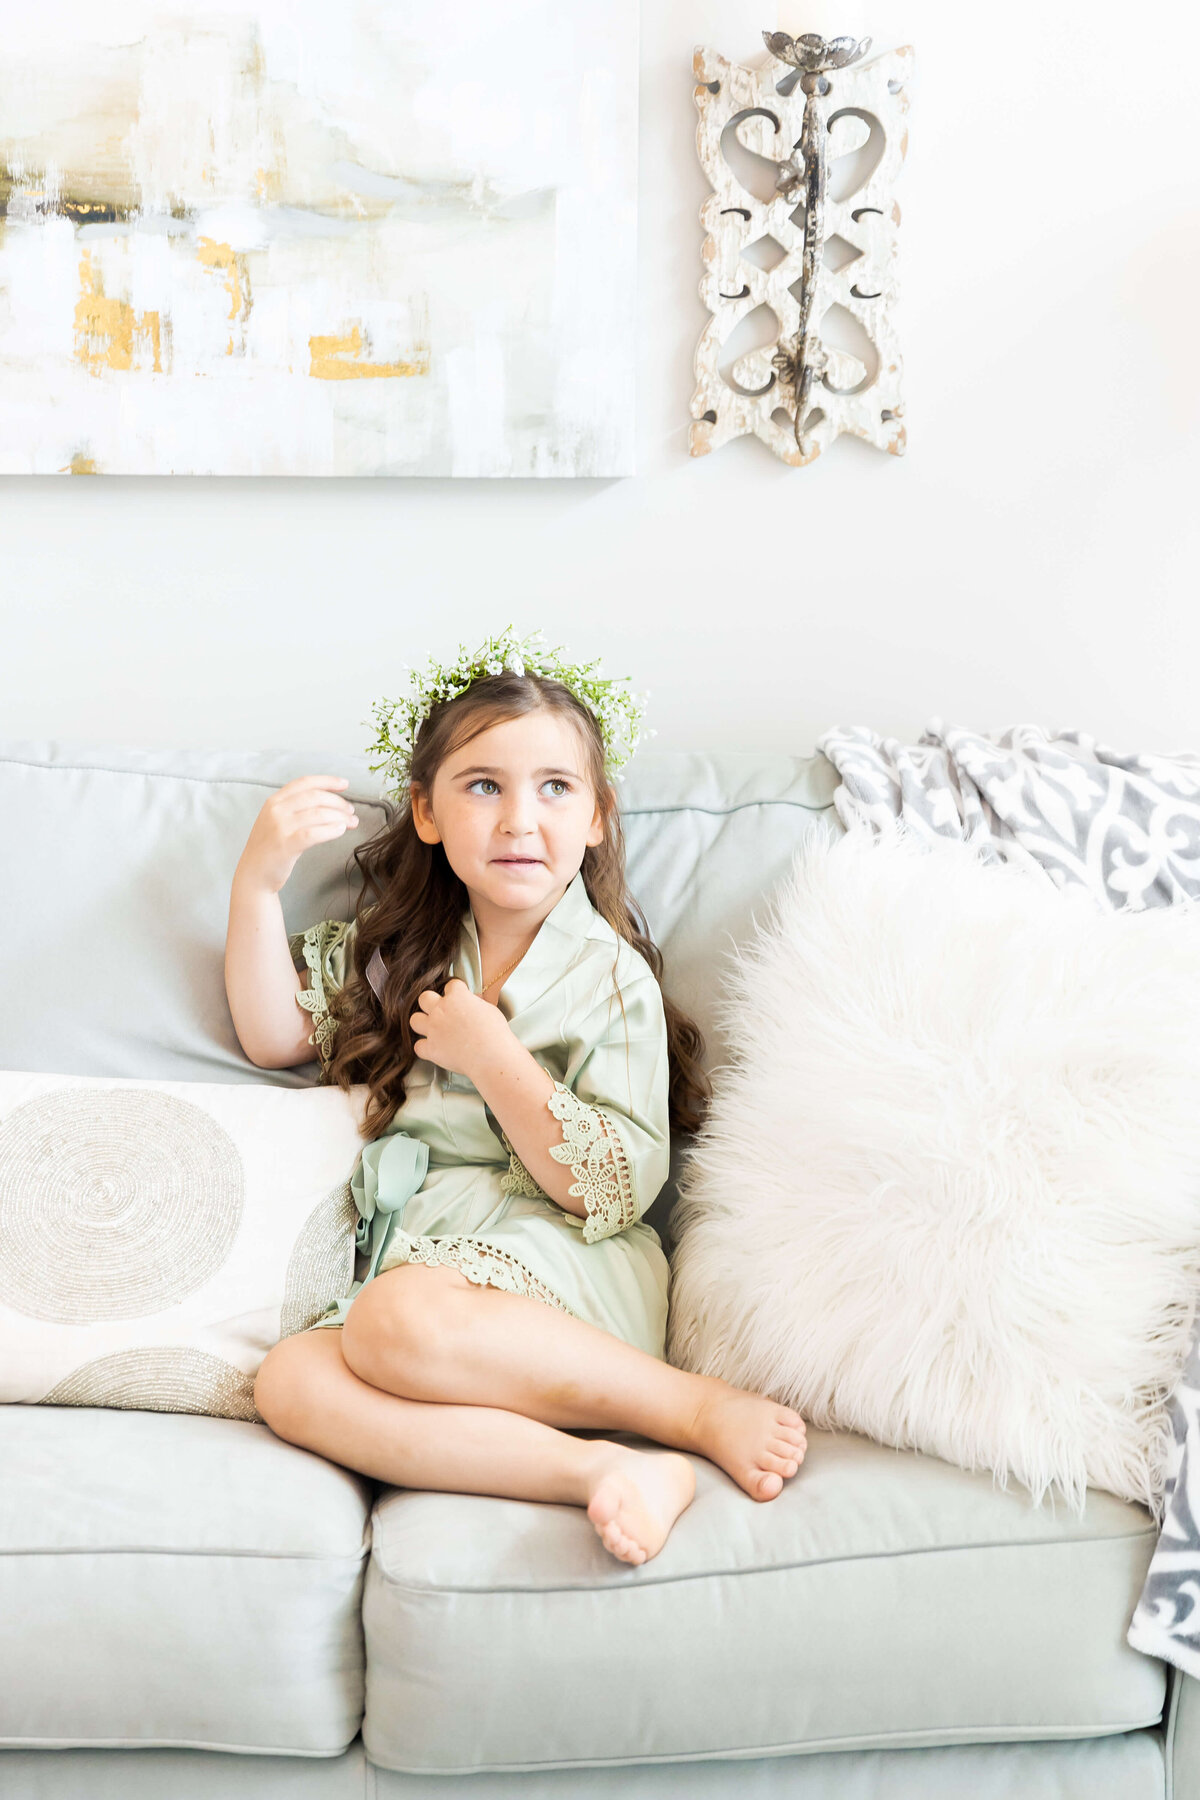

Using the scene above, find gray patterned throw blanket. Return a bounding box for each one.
[817,719,1200,1679]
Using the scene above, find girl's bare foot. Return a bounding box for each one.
[582,1442,697,1565]
[687,1377,807,1501]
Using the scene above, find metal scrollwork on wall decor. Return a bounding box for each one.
[690,30,914,467]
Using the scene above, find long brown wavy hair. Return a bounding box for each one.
[320,671,711,1144]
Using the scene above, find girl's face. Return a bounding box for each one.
[411,708,605,920]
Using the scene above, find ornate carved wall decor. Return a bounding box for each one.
[691,30,914,467]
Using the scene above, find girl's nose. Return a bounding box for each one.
[501,795,537,836]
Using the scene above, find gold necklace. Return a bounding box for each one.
[480,947,528,994]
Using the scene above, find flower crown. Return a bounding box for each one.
[363,626,653,802]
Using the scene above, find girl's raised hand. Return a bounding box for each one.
[235,775,360,895]
[410,979,509,1080]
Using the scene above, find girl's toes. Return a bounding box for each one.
[605,1519,636,1558]
[756,1469,784,1499]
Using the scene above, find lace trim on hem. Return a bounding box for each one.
[546,1081,638,1244]
[379,1232,578,1316]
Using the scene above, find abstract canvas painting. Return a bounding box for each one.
[0,0,637,476]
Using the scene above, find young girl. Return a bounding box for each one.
[225,632,806,1565]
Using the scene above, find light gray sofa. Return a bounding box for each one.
[1,736,1194,1800]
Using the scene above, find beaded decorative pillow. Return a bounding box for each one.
[0,1070,367,1420]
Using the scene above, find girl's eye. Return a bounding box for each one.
[466,777,571,797]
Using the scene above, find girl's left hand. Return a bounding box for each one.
[410,979,509,1079]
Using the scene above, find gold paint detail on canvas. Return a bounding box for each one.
[196,236,252,354]
[308,324,430,381]
[74,250,163,375]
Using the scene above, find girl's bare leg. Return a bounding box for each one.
[339,1264,807,1505]
[254,1329,694,1565]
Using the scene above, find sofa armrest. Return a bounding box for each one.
[1166,1663,1200,1800]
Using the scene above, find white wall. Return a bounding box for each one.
[2,0,1198,760]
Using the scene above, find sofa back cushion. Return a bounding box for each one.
[1,738,839,1084]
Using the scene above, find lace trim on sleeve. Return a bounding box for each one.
[546,1080,638,1244]
[292,920,350,1066]
[498,1133,547,1200]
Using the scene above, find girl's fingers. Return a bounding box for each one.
[293,809,359,828]
[282,799,358,822]
[286,806,356,824]
[416,990,442,1009]
[273,803,358,835]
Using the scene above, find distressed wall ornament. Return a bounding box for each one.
[690,30,913,467]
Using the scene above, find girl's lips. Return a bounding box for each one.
[494,857,542,865]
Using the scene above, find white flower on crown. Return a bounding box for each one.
[362,624,651,802]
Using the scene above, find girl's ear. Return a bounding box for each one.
[411,782,442,845]
[585,786,610,849]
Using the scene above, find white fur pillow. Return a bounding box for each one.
[0,1071,367,1420]
[666,826,1200,1514]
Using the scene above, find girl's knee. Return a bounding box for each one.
[254,1333,321,1439]
[340,1279,401,1385]
[341,1267,450,1382]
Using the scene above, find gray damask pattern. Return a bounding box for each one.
[280,1180,358,1336]
[0,1087,244,1323]
[1129,1326,1200,1677]
[43,1345,258,1422]
[820,721,1200,910]
[817,718,1200,1680]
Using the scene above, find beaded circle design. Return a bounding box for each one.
[43,1346,258,1421]
[280,1180,358,1336]
[0,1088,245,1324]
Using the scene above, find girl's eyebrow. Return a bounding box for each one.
[456,765,580,780]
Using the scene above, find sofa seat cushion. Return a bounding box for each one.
[0,1407,371,1753]
[361,1427,1165,1775]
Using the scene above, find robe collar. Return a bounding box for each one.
[454,868,599,1019]
[363,868,601,1012]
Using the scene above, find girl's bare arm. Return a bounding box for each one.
[225,775,358,1069]
[225,878,316,1068]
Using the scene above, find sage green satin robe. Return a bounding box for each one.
[288,871,671,1358]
